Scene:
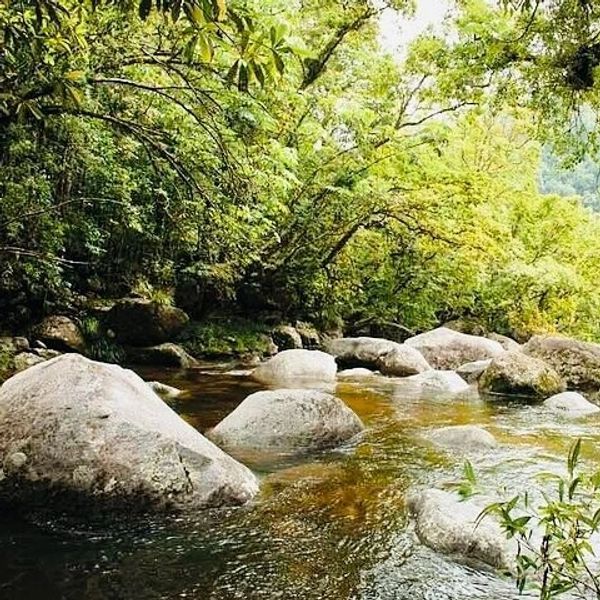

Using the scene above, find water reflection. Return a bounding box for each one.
[1,364,599,599]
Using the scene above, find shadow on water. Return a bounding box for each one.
[1,365,599,599]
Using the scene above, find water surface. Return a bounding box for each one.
[2,364,598,600]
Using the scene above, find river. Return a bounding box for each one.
[1,363,596,600]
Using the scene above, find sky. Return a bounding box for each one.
[378,1,451,56]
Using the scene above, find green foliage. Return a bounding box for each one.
[2,0,600,345]
[179,318,272,358]
[475,440,600,598]
[80,315,125,363]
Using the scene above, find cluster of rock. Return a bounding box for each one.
[3,313,600,580]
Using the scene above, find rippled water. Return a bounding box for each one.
[2,364,599,600]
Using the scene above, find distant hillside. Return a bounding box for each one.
[540,148,600,212]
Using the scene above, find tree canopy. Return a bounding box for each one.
[2,0,600,342]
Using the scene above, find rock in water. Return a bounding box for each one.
[32,315,85,353]
[478,351,565,397]
[147,381,184,400]
[457,359,492,383]
[125,343,196,368]
[403,370,470,393]
[404,327,504,370]
[106,299,189,346]
[208,389,364,453]
[523,335,600,389]
[544,392,600,416]
[427,425,497,452]
[251,349,337,385]
[0,354,258,514]
[325,337,430,376]
[406,488,513,570]
[337,368,379,379]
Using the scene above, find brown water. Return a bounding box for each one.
[1,364,599,600]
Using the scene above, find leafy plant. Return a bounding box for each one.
[466,440,600,598]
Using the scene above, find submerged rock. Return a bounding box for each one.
[427,425,497,452]
[478,351,565,398]
[406,488,513,570]
[337,367,379,379]
[325,337,430,376]
[456,359,492,383]
[403,370,470,394]
[544,391,600,416]
[404,327,504,370]
[125,343,196,368]
[251,349,337,385]
[106,299,189,346]
[147,381,184,400]
[208,389,363,454]
[524,335,600,389]
[31,316,85,353]
[0,354,258,514]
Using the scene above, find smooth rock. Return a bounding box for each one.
[524,335,600,389]
[479,351,565,397]
[404,370,470,393]
[407,488,513,570]
[208,389,364,453]
[457,359,492,383]
[544,392,600,416]
[251,349,337,385]
[325,337,430,376]
[125,343,196,368]
[147,381,184,400]
[427,425,497,452]
[405,327,504,370]
[31,316,85,353]
[106,299,189,346]
[0,354,258,513]
[337,368,378,379]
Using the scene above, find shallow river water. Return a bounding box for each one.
[2,363,599,600]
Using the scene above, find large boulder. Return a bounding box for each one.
[544,392,600,416]
[479,351,565,397]
[325,337,430,376]
[272,325,303,351]
[106,299,189,346]
[208,389,363,454]
[0,354,258,514]
[31,316,85,353]
[523,335,600,389]
[403,370,470,394]
[125,343,196,368]
[404,327,504,370]
[427,425,497,452]
[406,488,513,570]
[251,349,337,385]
